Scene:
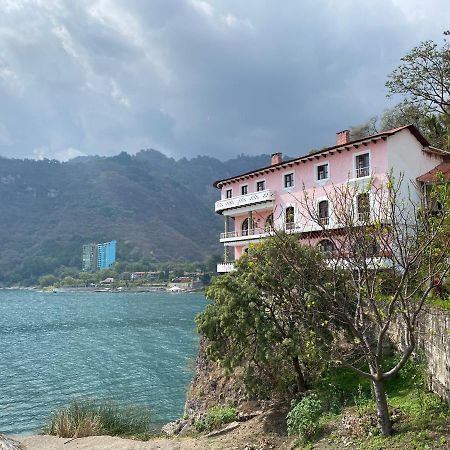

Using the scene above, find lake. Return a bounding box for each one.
[0,290,206,435]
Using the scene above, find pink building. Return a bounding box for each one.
[213,125,447,273]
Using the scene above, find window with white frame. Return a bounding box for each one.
[284,172,294,188]
[355,153,370,178]
[241,185,248,195]
[285,206,295,230]
[316,163,329,181]
[318,200,329,225]
[357,193,370,221]
[226,188,232,198]
[256,180,265,191]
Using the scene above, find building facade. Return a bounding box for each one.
[82,243,98,272]
[82,240,116,271]
[213,125,447,272]
[97,240,117,270]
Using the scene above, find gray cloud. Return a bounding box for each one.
[0,0,449,160]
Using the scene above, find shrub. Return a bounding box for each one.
[286,393,323,443]
[43,399,154,438]
[195,405,238,432]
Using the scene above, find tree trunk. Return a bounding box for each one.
[292,356,307,393]
[372,379,392,436]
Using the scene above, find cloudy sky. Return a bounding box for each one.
[0,0,449,161]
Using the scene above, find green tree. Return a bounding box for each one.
[386,32,450,148]
[380,101,449,149]
[39,274,58,287]
[196,235,330,398]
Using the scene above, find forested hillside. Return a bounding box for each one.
[0,150,271,285]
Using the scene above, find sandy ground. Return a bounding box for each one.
[15,435,207,450]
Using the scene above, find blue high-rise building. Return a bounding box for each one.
[97,240,117,269]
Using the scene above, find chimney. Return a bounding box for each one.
[271,152,283,165]
[336,130,350,146]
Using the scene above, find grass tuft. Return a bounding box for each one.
[43,399,155,439]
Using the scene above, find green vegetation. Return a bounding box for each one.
[197,236,331,399]
[287,393,323,444]
[310,362,450,449]
[43,399,155,439]
[194,405,238,432]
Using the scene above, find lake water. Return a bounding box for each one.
[0,290,206,435]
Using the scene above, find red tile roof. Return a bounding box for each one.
[213,124,431,188]
[417,162,450,183]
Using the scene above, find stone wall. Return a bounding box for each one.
[392,308,450,402]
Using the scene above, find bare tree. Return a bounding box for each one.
[278,174,450,435]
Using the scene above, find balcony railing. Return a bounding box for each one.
[215,189,275,213]
[217,262,236,273]
[220,228,267,240]
[285,222,295,231]
[349,166,373,180]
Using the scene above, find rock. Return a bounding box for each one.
[238,410,263,422]
[206,421,240,437]
[161,420,184,436]
[178,423,196,436]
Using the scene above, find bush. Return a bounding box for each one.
[287,393,323,443]
[43,399,154,438]
[195,405,238,432]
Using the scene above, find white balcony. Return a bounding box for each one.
[215,189,275,214]
[217,262,236,273]
[220,228,271,243]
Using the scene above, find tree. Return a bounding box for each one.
[290,174,450,435]
[196,235,331,398]
[386,33,450,148]
[386,35,450,117]
[39,274,58,287]
[349,116,378,141]
[381,101,450,149]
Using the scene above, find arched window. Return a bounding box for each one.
[285,206,295,230]
[241,218,255,236]
[265,214,274,231]
[318,239,336,254]
[318,200,329,225]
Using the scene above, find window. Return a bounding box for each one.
[241,218,254,236]
[355,153,370,178]
[317,163,329,181]
[318,200,329,225]
[226,189,232,199]
[284,172,294,188]
[265,214,274,231]
[285,206,295,230]
[357,193,370,221]
[241,185,248,195]
[318,239,336,254]
[256,180,265,191]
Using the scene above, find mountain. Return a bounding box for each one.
[0,150,272,285]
